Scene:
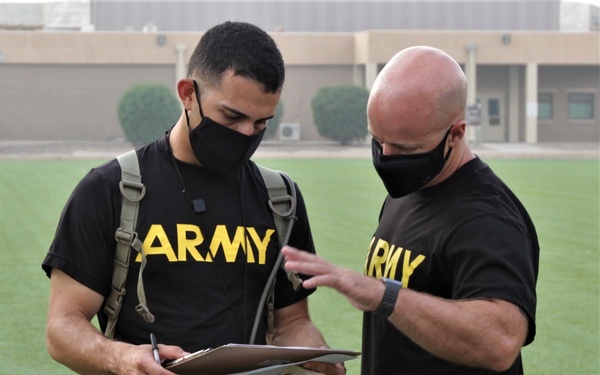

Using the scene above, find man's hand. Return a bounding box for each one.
[282,246,529,371]
[282,246,384,312]
[112,342,188,375]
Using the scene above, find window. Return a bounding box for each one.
[488,98,500,126]
[568,93,595,120]
[538,93,553,120]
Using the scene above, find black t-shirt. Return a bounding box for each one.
[42,135,316,352]
[362,157,539,375]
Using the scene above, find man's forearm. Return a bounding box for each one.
[271,318,327,348]
[388,289,527,371]
[47,314,126,374]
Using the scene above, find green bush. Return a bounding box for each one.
[117,83,181,144]
[311,85,370,145]
[264,101,284,139]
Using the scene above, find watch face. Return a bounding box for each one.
[382,277,402,286]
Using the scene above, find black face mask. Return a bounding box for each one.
[372,126,453,198]
[187,81,265,175]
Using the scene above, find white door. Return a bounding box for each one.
[477,95,506,142]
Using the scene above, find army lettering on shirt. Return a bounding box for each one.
[364,236,426,287]
[137,224,275,264]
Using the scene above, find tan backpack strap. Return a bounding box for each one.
[258,166,295,245]
[103,150,153,339]
[257,165,302,290]
[250,165,301,344]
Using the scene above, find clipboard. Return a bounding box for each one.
[165,344,360,375]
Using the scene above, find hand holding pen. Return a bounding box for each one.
[151,333,161,364]
[144,333,191,373]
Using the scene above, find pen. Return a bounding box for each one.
[150,333,161,365]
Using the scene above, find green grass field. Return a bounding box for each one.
[0,157,598,374]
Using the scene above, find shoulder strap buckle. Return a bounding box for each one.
[104,149,152,339]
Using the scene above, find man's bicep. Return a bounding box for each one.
[48,268,105,323]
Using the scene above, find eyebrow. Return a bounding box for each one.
[222,104,275,122]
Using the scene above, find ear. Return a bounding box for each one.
[449,121,466,146]
[177,78,196,111]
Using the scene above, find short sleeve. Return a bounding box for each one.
[447,214,537,344]
[42,165,120,297]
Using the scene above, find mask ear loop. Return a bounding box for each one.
[192,80,205,118]
[184,109,192,129]
[184,80,203,130]
[443,125,454,161]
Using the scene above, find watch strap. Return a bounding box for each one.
[373,277,402,319]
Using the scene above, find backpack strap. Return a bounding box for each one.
[257,165,303,290]
[103,150,154,339]
[104,158,300,342]
[258,166,295,251]
[250,165,302,344]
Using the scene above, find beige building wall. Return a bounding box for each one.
[0,30,598,143]
[0,64,176,141]
[538,65,600,142]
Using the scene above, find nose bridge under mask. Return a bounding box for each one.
[372,126,453,198]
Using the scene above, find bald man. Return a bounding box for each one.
[282,46,539,375]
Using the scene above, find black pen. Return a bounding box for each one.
[150,333,161,364]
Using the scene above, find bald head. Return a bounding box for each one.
[368,46,467,141]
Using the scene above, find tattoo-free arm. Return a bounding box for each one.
[271,299,325,347]
[46,268,185,375]
[282,246,528,372]
[388,289,528,371]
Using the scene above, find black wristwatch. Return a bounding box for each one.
[373,277,403,319]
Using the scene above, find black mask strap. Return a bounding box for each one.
[442,125,454,161]
[184,80,204,130]
[192,80,205,118]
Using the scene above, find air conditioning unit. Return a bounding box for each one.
[279,123,300,141]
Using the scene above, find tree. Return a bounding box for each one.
[311,85,369,145]
[118,83,181,144]
[264,101,284,139]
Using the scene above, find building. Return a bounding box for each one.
[0,0,598,143]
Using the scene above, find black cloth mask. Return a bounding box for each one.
[187,81,265,175]
[372,126,453,198]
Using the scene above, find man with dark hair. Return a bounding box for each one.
[188,21,285,93]
[43,21,344,375]
[283,46,539,375]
